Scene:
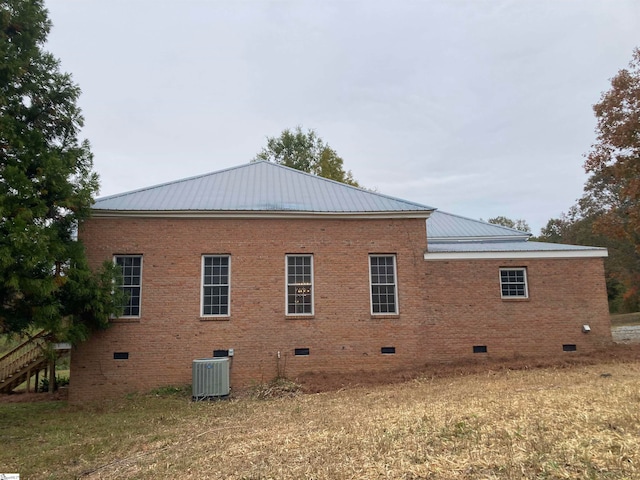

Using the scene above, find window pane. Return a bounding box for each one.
[115,256,142,317]
[370,256,397,314]
[287,255,313,315]
[500,268,527,298]
[202,256,230,316]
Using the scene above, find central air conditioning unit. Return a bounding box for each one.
[192,357,230,401]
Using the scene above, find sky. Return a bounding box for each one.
[44,0,639,234]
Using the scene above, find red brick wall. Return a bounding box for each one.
[422,257,612,361]
[70,216,611,403]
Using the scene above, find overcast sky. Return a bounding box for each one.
[45,0,639,234]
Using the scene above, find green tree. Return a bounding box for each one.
[486,216,531,233]
[0,0,123,341]
[253,126,360,186]
[583,47,640,251]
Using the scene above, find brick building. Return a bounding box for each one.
[70,162,610,402]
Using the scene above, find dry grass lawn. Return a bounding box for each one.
[611,312,640,327]
[1,361,640,479]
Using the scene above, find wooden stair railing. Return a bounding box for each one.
[0,331,53,394]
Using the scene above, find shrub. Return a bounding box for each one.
[39,375,69,392]
[249,377,302,400]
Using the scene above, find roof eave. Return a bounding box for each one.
[90,209,434,220]
[423,249,608,260]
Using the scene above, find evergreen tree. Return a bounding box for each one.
[0,0,123,340]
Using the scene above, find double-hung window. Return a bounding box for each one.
[286,255,313,315]
[114,255,142,317]
[202,255,230,316]
[369,255,398,314]
[499,267,528,299]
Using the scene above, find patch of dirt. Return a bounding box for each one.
[0,387,68,403]
[296,343,640,394]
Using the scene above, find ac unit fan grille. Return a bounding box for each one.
[192,358,230,400]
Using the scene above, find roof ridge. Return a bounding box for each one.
[260,161,433,210]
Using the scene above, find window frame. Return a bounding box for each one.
[114,255,143,318]
[499,267,529,299]
[201,255,231,317]
[369,254,399,315]
[285,254,314,316]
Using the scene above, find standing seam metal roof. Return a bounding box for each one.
[93,161,435,214]
[426,210,531,240]
[425,211,606,255]
[91,162,608,255]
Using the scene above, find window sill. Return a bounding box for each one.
[286,315,315,320]
[110,318,141,324]
[501,297,530,302]
[200,316,231,322]
[370,314,400,320]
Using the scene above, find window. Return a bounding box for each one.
[115,255,142,317]
[202,256,230,316]
[286,255,313,315]
[500,267,528,298]
[369,255,398,314]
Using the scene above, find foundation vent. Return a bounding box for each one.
[192,358,230,400]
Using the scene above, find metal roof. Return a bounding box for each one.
[93,161,434,217]
[425,211,607,258]
[427,210,531,241]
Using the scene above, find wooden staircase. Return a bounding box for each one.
[0,331,70,394]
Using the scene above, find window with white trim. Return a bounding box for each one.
[202,255,230,316]
[286,255,313,315]
[114,255,142,317]
[499,267,528,298]
[369,255,398,314]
